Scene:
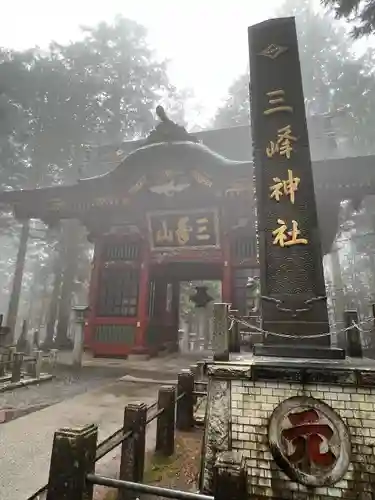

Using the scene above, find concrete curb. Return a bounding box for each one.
[0,402,50,424]
[0,373,54,393]
[120,375,177,385]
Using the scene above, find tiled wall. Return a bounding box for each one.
[231,379,375,500]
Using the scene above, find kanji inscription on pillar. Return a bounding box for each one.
[268,396,351,487]
[248,17,330,341]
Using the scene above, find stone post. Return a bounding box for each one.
[0,353,5,377]
[72,322,84,369]
[29,350,43,379]
[212,303,230,361]
[7,346,16,372]
[72,306,88,369]
[176,369,194,431]
[344,310,363,358]
[11,352,23,382]
[214,451,247,500]
[155,386,176,457]
[48,349,58,374]
[119,402,147,500]
[46,423,98,500]
[189,364,199,378]
[229,309,241,353]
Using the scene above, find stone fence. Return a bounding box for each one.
[0,346,57,392]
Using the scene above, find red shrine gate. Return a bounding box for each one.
[87,204,259,357]
[0,108,260,357]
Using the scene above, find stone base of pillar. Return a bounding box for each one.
[201,357,375,499]
[253,343,345,360]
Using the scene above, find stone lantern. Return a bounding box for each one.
[190,286,213,308]
[71,305,89,369]
[189,286,214,350]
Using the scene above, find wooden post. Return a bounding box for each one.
[344,310,362,358]
[212,303,230,361]
[86,241,101,349]
[135,243,149,352]
[176,369,194,431]
[46,423,98,500]
[214,451,247,500]
[11,352,23,382]
[155,386,176,456]
[222,239,232,303]
[119,402,147,500]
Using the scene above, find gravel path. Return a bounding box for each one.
[0,365,128,417]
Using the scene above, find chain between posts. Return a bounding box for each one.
[228,314,373,340]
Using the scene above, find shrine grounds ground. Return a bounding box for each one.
[0,353,200,500]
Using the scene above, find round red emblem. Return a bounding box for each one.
[268,396,351,487]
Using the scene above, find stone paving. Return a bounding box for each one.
[0,365,127,422]
[0,353,208,499]
[0,379,163,500]
[0,353,209,500]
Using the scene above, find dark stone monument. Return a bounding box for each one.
[248,17,344,359]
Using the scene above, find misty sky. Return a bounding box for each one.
[0,0,343,127]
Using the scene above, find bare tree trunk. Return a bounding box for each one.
[43,248,63,349]
[55,221,80,349]
[6,220,30,340]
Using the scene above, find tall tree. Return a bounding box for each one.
[0,16,186,343]
[213,0,375,155]
[322,0,375,38]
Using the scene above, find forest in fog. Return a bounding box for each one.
[1,0,375,348]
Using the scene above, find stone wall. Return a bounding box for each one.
[201,359,375,500]
[232,379,375,499]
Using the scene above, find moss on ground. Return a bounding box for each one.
[103,430,203,500]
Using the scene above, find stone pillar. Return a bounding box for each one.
[7,346,16,372]
[48,349,58,374]
[212,303,230,361]
[248,17,340,359]
[11,352,23,382]
[72,320,84,369]
[229,309,241,353]
[29,350,43,379]
[344,310,363,358]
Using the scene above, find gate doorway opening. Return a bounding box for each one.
[179,279,222,353]
[147,263,222,354]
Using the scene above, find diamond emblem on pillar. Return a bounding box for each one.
[259,44,288,60]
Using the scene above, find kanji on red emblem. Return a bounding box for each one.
[281,409,336,467]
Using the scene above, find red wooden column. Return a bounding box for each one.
[222,237,232,304]
[134,240,150,352]
[86,240,101,347]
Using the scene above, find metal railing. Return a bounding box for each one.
[27,368,208,500]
